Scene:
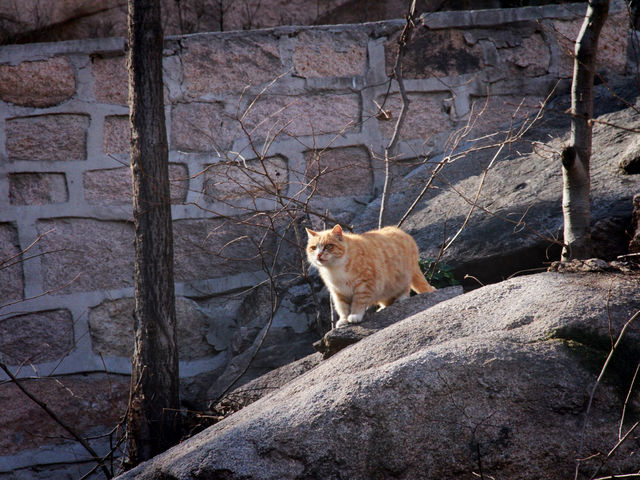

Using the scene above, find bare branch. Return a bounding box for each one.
[379,0,417,229]
[0,362,112,479]
[575,309,640,480]
[0,272,82,315]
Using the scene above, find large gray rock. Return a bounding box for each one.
[630,193,640,254]
[203,280,323,406]
[117,271,640,480]
[210,352,324,417]
[209,286,463,416]
[314,285,463,358]
[361,78,640,287]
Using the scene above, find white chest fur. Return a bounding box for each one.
[318,265,352,297]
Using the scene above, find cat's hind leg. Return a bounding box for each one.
[377,287,411,310]
[377,299,392,310]
[410,267,436,293]
[395,289,411,302]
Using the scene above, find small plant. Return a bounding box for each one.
[419,258,460,289]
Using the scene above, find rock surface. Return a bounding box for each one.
[360,78,640,287]
[117,271,640,480]
[210,286,463,415]
[210,353,324,417]
[630,193,640,254]
[0,57,76,107]
[314,285,463,358]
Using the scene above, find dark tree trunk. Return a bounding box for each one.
[125,0,181,469]
[561,0,609,261]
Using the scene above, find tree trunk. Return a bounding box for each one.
[561,0,609,261]
[125,0,181,469]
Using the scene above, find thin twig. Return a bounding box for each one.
[589,421,640,480]
[207,217,289,409]
[442,143,504,253]
[0,272,82,314]
[0,362,112,479]
[379,0,417,228]
[0,228,54,269]
[593,474,640,480]
[619,361,640,440]
[575,309,640,480]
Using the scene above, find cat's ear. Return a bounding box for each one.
[305,227,318,237]
[331,224,343,240]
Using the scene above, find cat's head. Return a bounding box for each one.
[305,224,347,268]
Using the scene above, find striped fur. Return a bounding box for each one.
[306,224,435,328]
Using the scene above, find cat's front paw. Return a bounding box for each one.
[336,318,349,328]
[347,312,364,324]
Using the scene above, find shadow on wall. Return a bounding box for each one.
[0,0,594,45]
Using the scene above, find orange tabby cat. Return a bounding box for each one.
[305,224,435,328]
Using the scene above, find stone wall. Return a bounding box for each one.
[0,0,584,45]
[0,2,631,477]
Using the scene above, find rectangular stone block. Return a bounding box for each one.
[0,373,128,456]
[293,30,367,78]
[6,114,90,162]
[551,9,628,77]
[83,164,188,205]
[0,57,76,107]
[181,35,282,98]
[92,54,128,105]
[88,296,215,361]
[597,10,629,74]
[170,101,238,152]
[37,218,134,293]
[304,146,372,197]
[93,52,172,105]
[89,297,134,358]
[173,217,275,282]
[202,156,288,205]
[386,28,483,79]
[36,216,276,293]
[9,173,68,205]
[242,93,361,141]
[374,92,453,142]
[498,32,550,77]
[464,24,551,77]
[0,223,24,304]
[0,309,73,365]
[103,115,130,154]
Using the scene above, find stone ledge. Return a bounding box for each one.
[314,285,464,359]
[422,3,597,30]
[0,2,623,65]
[0,37,124,64]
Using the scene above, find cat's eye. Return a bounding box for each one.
[325,244,334,251]
[309,245,317,250]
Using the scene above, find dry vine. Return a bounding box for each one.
[378,0,418,228]
[574,308,640,480]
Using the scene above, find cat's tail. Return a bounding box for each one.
[410,267,436,294]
